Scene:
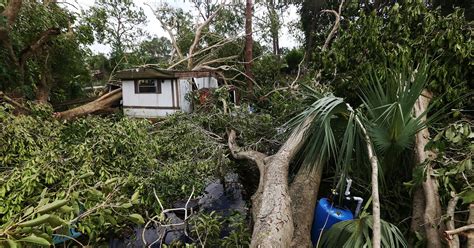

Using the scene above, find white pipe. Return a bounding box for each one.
[353,197,364,217]
[345,178,352,196]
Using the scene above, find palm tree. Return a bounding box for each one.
[287,60,433,247]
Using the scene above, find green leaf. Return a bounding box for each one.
[459,190,474,204]
[6,239,19,248]
[37,199,68,214]
[121,203,133,209]
[19,234,51,246]
[128,213,145,225]
[131,190,140,204]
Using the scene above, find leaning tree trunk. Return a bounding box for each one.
[228,117,315,247]
[55,88,122,120]
[412,90,443,248]
[289,165,323,248]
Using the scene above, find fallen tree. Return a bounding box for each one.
[55,88,122,120]
[228,120,322,247]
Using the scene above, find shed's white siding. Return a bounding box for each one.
[179,79,193,113]
[122,76,219,118]
[194,77,218,89]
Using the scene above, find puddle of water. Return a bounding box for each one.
[109,173,248,247]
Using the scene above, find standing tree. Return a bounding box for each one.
[87,0,146,68]
[0,0,93,102]
[244,0,254,90]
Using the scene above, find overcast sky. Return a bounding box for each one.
[69,0,300,54]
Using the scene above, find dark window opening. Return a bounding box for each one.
[135,79,162,94]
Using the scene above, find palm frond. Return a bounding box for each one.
[285,93,356,174]
[358,59,431,158]
[319,214,407,248]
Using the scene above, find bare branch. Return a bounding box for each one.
[445,224,474,238]
[167,36,238,69]
[321,0,344,52]
[145,3,183,60]
[187,0,226,69]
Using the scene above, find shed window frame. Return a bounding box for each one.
[134,79,162,94]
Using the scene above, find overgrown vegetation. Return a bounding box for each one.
[1,0,473,247]
[0,104,237,246]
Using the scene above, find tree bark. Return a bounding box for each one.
[413,90,443,248]
[468,204,474,248]
[268,0,280,57]
[36,72,51,103]
[445,192,459,248]
[289,165,323,248]
[2,0,23,26]
[228,117,315,247]
[354,113,381,248]
[244,0,254,91]
[409,186,426,245]
[55,88,122,120]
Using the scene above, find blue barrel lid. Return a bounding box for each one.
[318,198,354,221]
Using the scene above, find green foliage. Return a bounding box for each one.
[320,213,407,248]
[86,0,146,62]
[286,61,437,238]
[0,104,227,245]
[426,120,473,204]
[187,211,250,248]
[0,1,93,100]
[316,0,473,109]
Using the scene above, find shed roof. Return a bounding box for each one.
[116,67,221,80]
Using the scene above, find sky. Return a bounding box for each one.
[69,0,300,54]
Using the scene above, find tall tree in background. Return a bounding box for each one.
[87,0,146,69]
[0,0,93,102]
[244,0,254,91]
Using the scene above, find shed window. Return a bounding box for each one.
[135,79,162,94]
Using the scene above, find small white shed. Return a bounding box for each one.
[116,67,221,118]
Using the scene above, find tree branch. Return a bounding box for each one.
[145,3,184,60]
[444,224,474,238]
[19,28,61,67]
[445,192,460,248]
[227,129,267,172]
[0,91,31,114]
[2,0,23,26]
[321,0,344,52]
[187,0,226,69]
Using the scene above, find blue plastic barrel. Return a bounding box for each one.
[311,198,353,245]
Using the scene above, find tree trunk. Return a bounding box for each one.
[244,0,254,91]
[55,88,122,120]
[354,113,381,248]
[268,0,280,57]
[413,90,443,248]
[229,117,315,247]
[445,192,459,248]
[289,165,323,248]
[36,74,50,103]
[468,204,474,248]
[409,186,426,245]
[251,155,293,247]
